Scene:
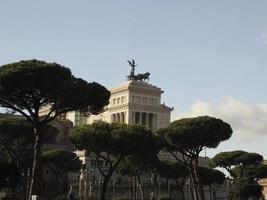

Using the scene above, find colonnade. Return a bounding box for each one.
[132,111,157,131]
[111,112,126,123]
[111,111,157,131]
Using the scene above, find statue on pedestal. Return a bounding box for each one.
[127,59,150,82]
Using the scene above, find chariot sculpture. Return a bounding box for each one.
[127,59,150,81]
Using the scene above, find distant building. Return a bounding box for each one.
[66,67,216,199]
[259,160,267,199]
[81,79,172,129]
[40,63,218,199]
[67,73,174,198]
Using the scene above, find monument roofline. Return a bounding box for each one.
[111,80,163,95]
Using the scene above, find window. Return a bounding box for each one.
[113,99,116,105]
[117,97,120,104]
[137,96,141,103]
[143,97,147,104]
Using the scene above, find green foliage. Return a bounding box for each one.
[253,163,267,180]
[69,121,161,200]
[0,115,59,166]
[0,151,15,189]
[0,59,110,197]
[69,122,161,159]
[211,151,266,200]
[210,151,264,179]
[118,155,159,180]
[121,124,161,157]
[0,59,110,120]
[210,151,246,168]
[229,178,263,200]
[0,60,71,109]
[232,163,267,181]
[158,116,233,154]
[198,167,225,186]
[154,160,188,180]
[0,115,33,165]
[157,116,232,200]
[42,150,82,173]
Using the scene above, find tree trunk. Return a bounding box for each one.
[176,182,186,200]
[212,186,217,200]
[167,179,171,200]
[27,126,42,200]
[192,160,205,200]
[100,169,114,200]
[138,175,145,200]
[100,158,122,200]
[181,189,186,200]
[209,186,212,200]
[189,158,206,200]
[190,181,195,200]
[188,165,199,200]
[26,168,31,200]
[100,177,109,200]
[128,176,134,200]
[134,175,137,200]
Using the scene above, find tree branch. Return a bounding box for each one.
[41,108,74,124]
[0,99,33,123]
[0,137,17,162]
[96,156,107,177]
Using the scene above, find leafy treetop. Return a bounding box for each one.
[0,59,110,124]
[210,150,264,180]
[157,116,233,158]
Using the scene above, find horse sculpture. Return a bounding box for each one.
[126,60,150,82]
[136,72,150,81]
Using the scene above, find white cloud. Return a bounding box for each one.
[260,32,267,45]
[172,97,267,140]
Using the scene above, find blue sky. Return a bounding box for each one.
[1,1,267,158]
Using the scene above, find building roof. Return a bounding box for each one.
[111,80,163,95]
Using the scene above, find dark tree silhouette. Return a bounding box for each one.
[69,122,161,200]
[153,160,189,200]
[210,151,266,200]
[198,167,225,200]
[0,59,110,199]
[157,116,232,200]
[210,151,263,180]
[228,178,263,200]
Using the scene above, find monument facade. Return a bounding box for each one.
[68,60,173,131]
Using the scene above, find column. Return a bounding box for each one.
[146,113,149,128]
[125,111,128,124]
[121,112,125,123]
[119,112,122,123]
[117,113,120,123]
[135,112,140,125]
[154,114,158,130]
[79,171,84,198]
[132,111,135,124]
[148,113,154,130]
[141,112,146,126]
[84,172,88,198]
